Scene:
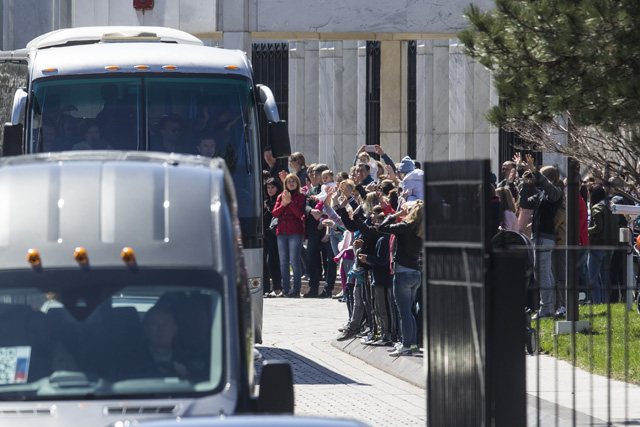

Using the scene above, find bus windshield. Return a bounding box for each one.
[29,75,261,236]
[0,271,224,400]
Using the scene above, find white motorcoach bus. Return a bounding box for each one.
[0,27,293,345]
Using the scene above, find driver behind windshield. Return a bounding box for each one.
[136,306,190,378]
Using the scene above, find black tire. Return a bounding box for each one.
[526,328,536,355]
[636,292,640,315]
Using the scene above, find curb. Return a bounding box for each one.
[331,338,426,389]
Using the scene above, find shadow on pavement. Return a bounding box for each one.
[255,346,367,386]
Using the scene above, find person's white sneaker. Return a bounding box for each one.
[389,345,418,357]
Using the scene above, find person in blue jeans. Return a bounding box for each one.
[587,184,618,304]
[376,200,424,356]
[518,155,563,319]
[272,173,307,297]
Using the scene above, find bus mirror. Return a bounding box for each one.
[11,88,28,125]
[268,121,291,159]
[255,360,293,414]
[257,85,280,122]
[2,123,23,156]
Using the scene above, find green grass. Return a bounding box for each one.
[536,303,640,384]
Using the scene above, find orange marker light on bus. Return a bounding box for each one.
[162,65,177,70]
[74,247,88,264]
[104,65,120,71]
[42,68,57,73]
[27,249,41,266]
[224,65,239,70]
[121,247,136,264]
[134,65,149,70]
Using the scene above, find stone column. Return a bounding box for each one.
[449,41,466,160]
[472,59,496,166]
[319,41,336,169]
[339,40,360,174]
[303,41,320,163]
[432,39,450,161]
[1,0,11,50]
[416,40,432,163]
[288,41,303,155]
[288,41,320,163]
[379,40,406,163]
[219,0,252,54]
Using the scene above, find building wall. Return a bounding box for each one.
[1,0,499,174]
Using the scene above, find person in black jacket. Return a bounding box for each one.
[335,180,376,341]
[358,212,395,346]
[263,177,283,297]
[263,146,286,182]
[303,164,336,298]
[608,177,633,303]
[518,155,562,319]
[377,200,424,357]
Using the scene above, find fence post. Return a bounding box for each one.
[424,159,526,426]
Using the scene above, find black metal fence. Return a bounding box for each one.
[425,159,640,426]
[423,159,518,426]
[365,41,380,147]
[407,40,417,160]
[252,42,289,153]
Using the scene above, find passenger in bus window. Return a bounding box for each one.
[197,135,216,158]
[96,83,136,150]
[72,118,111,150]
[156,114,183,152]
[41,119,67,152]
[58,115,81,147]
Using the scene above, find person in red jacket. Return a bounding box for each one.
[272,173,307,297]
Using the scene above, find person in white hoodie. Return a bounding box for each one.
[397,156,424,203]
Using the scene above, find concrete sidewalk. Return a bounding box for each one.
[527,353,640,426]
[332,336,425,389]
[332,333,640,426]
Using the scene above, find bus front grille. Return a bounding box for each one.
[0,408,53,417]
[106,405,178,415]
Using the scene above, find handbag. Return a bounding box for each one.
[269,216,278,233]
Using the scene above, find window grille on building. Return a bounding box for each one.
[498,99,542,169]
[366,41,381,147]
[251,42,289,153]
[408,40,417,160]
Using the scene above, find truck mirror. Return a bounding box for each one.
[268,121,291,159]
[256,360,294,414]
[2,123,23,156]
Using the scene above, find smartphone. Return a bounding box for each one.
[364,145,376,153]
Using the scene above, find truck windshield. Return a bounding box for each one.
[0,272,224,400]
[29,75,260,236]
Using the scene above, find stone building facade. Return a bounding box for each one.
[1,0,505,174]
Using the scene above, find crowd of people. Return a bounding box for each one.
[494,153,633,319]
[262,145,635,355]
[262,144,424,357]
